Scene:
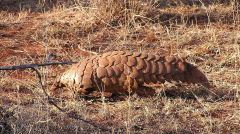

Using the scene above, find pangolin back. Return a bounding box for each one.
[50,51,209,96]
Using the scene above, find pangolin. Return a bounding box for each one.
[50,51,209,97]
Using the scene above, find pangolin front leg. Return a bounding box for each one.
[50,51,210,97]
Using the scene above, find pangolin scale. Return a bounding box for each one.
[50,51,209,97]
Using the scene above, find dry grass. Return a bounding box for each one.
[0,0,240,133]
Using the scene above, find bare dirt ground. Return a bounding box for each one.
[0,0,240,133]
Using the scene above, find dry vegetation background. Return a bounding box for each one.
[0,0,240,133]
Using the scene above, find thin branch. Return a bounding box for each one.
[47,53,53,63]
[44,43,51,54]
[0,62,77,70]
[31,67,49,99]
[44,43,56,63]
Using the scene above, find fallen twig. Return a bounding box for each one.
[44,43,57,63]
[0,62,77,70]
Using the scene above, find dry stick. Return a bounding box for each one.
[0,62,77,70]
[0,63,115,133]
[44,43,57,63]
